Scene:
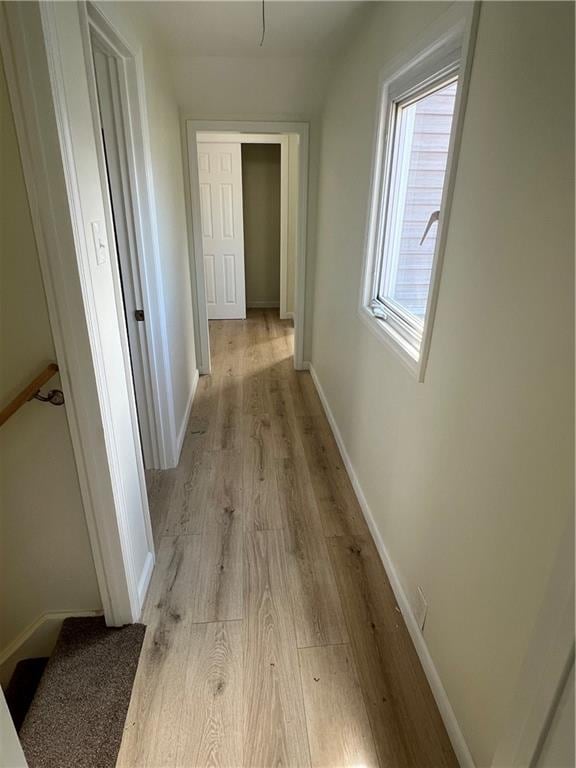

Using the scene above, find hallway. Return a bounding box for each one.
[123,310,456,767]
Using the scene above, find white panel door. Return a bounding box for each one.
[197,142,246,319]
[92,43,155,469]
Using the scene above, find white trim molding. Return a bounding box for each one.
[308,363,476,768]
[184,119,309,372]
[279,134,290,321]
[491,524,574,768]
[196,131,284,145]
[176,368,199,459]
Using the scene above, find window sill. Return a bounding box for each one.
[358,304,421,379]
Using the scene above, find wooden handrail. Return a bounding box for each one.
[0,363,60,427]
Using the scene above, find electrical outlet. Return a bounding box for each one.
[414,586,428,631]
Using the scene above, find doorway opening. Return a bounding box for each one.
[186,121,309,373]
[242,143,283,314]
[195,131,297,325]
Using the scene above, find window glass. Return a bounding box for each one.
[379,80,457,320]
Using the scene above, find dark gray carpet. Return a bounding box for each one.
[19,616,145,768]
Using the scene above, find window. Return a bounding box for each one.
[360,18,474,379]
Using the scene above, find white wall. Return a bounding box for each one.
[95,2,197,456]
[0,51,101,669]
[173,53,338,360]
[173,54,333,121]
[310,2,574,766]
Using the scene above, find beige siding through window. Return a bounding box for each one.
[394,81,457,316]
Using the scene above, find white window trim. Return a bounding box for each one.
[359,4,480,381]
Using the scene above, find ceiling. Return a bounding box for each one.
[136,1,369,57]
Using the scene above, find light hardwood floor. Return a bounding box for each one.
[120,309,457,768]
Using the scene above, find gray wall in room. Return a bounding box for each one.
[241,144,281,306]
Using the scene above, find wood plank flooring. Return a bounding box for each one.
[123,309,457,768]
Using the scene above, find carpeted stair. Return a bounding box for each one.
[4,657,49,731]
[6,616,145,768]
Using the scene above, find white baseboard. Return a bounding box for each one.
[0,609,102,687]
[280,311,294,320]
[137,550,155,609]
[308,364,475,768]
[247,300,280,308]
[175,368,199,462]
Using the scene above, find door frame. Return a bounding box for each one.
[82,2,179,470]
[0,0,155,626]
[186,120,309,373]
[1,689,27,767]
